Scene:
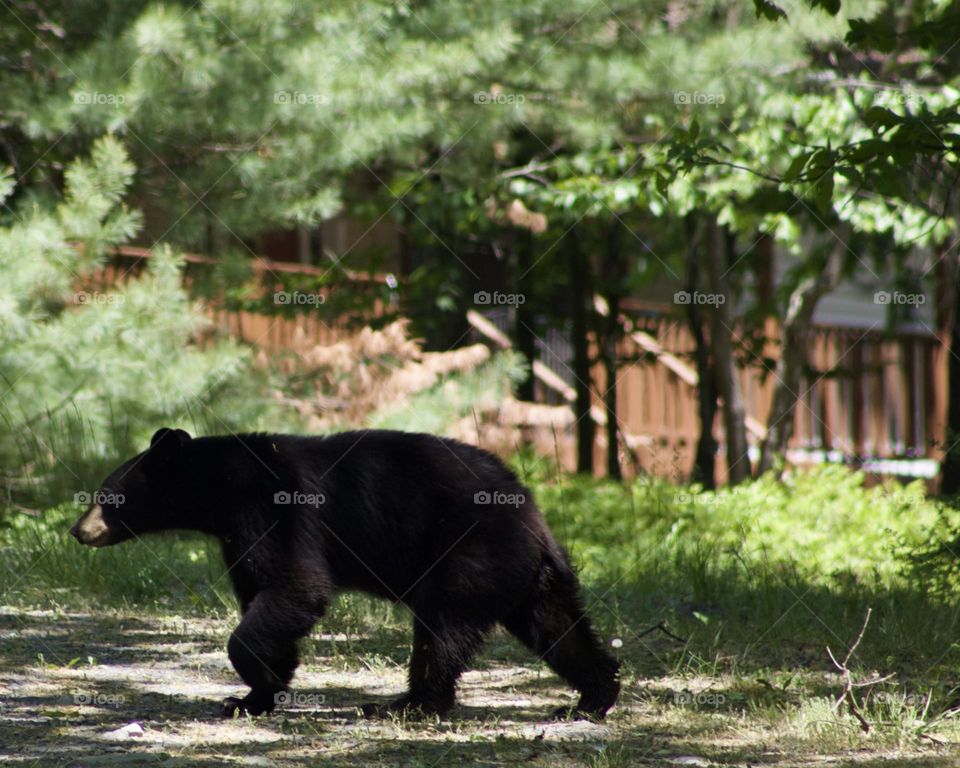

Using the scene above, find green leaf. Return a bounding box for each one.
[807,146,839,175]
[845,138,886,163]
[836,166,863,184]
[864,106,902,129]
[754,0,787,20]
[812,171,834,214]
[655,173,670,198]
[845,18,898,51]
[810,0,841,15]
[782,151,812,182]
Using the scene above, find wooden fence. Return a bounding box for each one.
[471,303,943,484]
[81,246,945,484]
[611,314,942,484]
[84,245,391,352]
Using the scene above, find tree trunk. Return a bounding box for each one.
[938,248,960,494]
[568,231,595,474]
[515,232,536,401]
[756,248,842,476]
[603,347,620,479]
[703,221,751,485]
[684,215,717,488]
[397,204,413,277]
[600,221,624,480]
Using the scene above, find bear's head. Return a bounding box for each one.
[70,427,192,547]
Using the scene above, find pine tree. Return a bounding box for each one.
[0,136,257,510]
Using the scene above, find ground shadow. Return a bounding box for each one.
[1,605,958,766]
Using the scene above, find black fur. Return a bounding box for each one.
[71,428,620,720]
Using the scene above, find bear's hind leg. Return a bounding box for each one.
[362,613,489,719]
[221,590,323,717]
[503,568,619,720]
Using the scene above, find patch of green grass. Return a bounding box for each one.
[769,691,960,751]
[583,744,632,768]
[4,461,960,746]
[0,504,233,613]
[511,461,960,676]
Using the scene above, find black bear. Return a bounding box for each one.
[71,428,620,720]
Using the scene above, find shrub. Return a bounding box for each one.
[0,137,265,511]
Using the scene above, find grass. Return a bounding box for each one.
[2,462,960,763]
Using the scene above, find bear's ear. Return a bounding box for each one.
[149,427,192,450]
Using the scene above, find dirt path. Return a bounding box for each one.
[0,608,951,767]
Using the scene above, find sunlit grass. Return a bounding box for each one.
[3,463,960,751]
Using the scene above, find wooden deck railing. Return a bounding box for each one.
[613,314,942,483]
[78,246,944,482]
[81,245,393,352]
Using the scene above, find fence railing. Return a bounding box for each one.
[80,246,944,483]
[613,312,942,483]
[83,245,393,352]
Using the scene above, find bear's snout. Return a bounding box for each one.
[71,505,114,547]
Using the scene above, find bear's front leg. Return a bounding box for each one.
[220,589,322,718]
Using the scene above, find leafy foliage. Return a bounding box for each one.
[0,137,261,509]
[528,462,955,588]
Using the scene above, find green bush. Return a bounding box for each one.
[524,462,957,589]
[0,136,281,512]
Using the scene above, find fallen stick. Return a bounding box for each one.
[826,607,893,734]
